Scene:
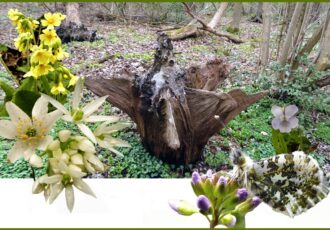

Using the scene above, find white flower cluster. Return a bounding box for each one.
[32,130,103,211]
[0,77,130,212]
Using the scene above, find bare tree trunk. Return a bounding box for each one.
[289,3,308,63]
[278,3,304,79]
[276,3,296,59]
[249,2,263,23]
[65,3,81,26]
[84,34,266,165]
[260,3,272,67]
[291,26,323,70]
[207,2,228,29]
[229,3,243,32]
[316,10,330,71]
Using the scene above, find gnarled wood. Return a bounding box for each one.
[85,33,266,164]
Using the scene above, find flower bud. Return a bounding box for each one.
[206,169,213,178]
[29,154,43,168]
[191,171,204,196]
[234,197,261,214]
[71,154,84,165]
[48,140,60,151]
[252,196,262,207]
[60,153,70,164]
[197,195,211,212]
[169,200,198,216]
[220,214,236,227]
[192,171,201,185]
[78,138,95,153]
[236,188,248,201]
[59,130,71,142]
[217,176,227,185]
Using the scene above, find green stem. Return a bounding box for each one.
[30,166,36,181]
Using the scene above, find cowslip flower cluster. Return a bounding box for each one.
[8,9,76,95]
[169,170,261,228]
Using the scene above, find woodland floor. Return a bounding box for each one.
[0,4,329,178]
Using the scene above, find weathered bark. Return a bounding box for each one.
[57,3,97,43]
[278,3,304,79]
[315,8,330,71]
[315,75,330,87]
[85,34,266,165]
[229,3,243,32]
[260,3,271,67]
[249,2,263,23]
[165,3,244,43]
[65,3,81,26]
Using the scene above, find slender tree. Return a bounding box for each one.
[229,3,243,32]
[65,3,81,25]
[278,3,304,79]
[260,3,272,67]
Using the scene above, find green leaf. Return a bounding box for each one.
[0,80,16,117]
[16,65,30,73]
[0,80,15,99]
[0,44,8,53]
[0,102,8,116]
[12,90,40,117]
[19,77,38,92]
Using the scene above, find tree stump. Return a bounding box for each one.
[56,22,97,43]
[85,33,267,165]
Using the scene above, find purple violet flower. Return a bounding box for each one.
[236,188,248,201]
[218,176,228,185]
[192,171,201,185]
[197,195,210,212]
[252,196,262,207]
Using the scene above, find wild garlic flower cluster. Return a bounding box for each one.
[32,130,104,212]
[8,9,76,95]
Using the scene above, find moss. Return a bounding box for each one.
[226,26,240,34]
[108,33,120,43]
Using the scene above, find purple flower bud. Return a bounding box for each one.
[168,200,178,212]
[206,169,213,178]
[197,195,211,212]
[217,176,227,185]
[252,196,262,207]
[236,188,248,201]
[192,171,201,185]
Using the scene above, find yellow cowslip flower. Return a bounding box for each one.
[8,9,23,24]
[28,64,54,79]
[31,47,52,65]
[51,82,67,95]
[54,47,69,60]
[14,32,33,52]
[68,74,78,87]
[17,18,34,33]
[39,29,58,47]
[41,13,65,29]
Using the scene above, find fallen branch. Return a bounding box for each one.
[180,2,244,43]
